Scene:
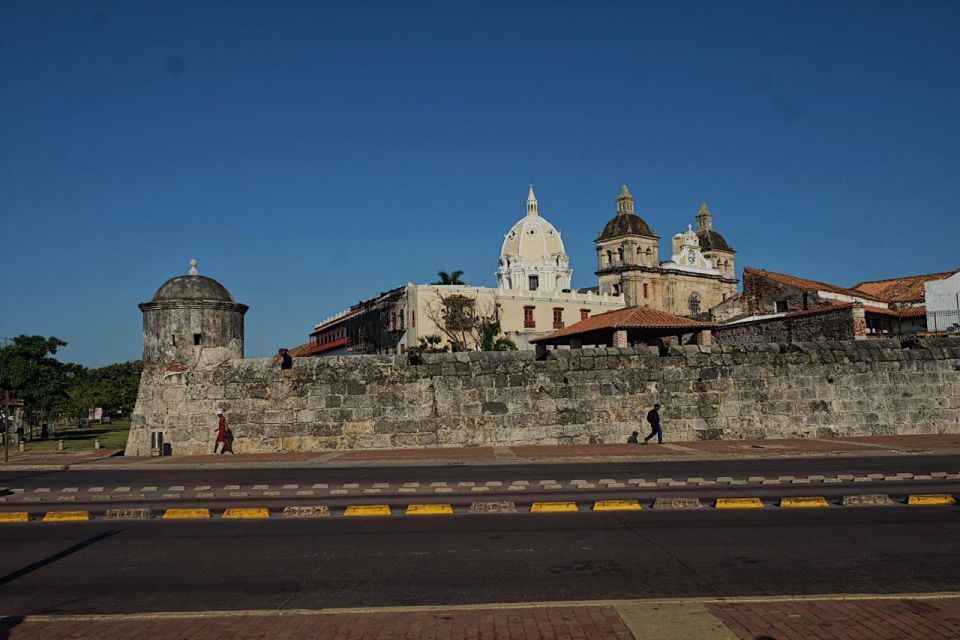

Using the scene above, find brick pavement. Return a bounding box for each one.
[708,597,960,640]
[0,606,633,640]
[4,433,960,469]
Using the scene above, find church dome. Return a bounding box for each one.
[597,213,656,241]
[596,185,657,241]
[497,187,573,293]
[500,211,567,261]
[151,260,235,302]
[696,228,733,252]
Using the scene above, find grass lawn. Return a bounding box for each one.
[21,419,131,453]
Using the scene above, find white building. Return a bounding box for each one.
[925,270,960,333]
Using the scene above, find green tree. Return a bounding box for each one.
[434,270,466,285]
[411,334,448,355]
[84,361,143,417]
[478,319,516,351]
[0,336,82,423]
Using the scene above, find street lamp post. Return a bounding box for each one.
[3,391,9,463]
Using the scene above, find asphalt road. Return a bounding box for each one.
[2,507,959,617]
[2,453,958,490]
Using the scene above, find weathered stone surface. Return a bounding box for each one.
[127,337,960,456]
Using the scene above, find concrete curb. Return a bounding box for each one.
[0,492,956,523]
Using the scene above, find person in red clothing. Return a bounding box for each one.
[214,410,228,454]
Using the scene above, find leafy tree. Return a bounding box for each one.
[0,336,82,423]
[84,361,143,417]
[410,334,448,355]
[0,336,143,424]
[478,319,516,351]
[434,270,466,285]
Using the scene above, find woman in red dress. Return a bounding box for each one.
[214,410,227,454]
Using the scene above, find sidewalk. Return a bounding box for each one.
[3,434,960,471]
[5,595,960,639]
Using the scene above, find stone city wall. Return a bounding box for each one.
[712,305,863,345]
[127,336,960,455]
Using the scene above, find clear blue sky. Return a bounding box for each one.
[2,1,959,367]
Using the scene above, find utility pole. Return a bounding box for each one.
[3,391,9,463]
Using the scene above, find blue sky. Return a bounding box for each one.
[2,1,959,367]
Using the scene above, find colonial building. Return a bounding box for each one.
[595,186,738,315]
[710,267,960,338]
[296,187,625,355]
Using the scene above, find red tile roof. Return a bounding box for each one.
[853,270,958,304]
[747,267,958,306]
[531,306,714,343]
[744,268,887,302]
[286,337,349,357]
[864,305,927,319]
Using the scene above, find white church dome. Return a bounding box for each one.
[497,186,573,293]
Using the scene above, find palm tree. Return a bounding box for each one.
[478,320,516,351]
[413,334,447,354]
[434,270,465,285]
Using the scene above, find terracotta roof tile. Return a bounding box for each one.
[744,268,886,302]
[853,270,958,303]
[532,306,714,343]
[864,305,927,318]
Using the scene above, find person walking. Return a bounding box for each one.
[643,403,663,444]
[214,410,228,454]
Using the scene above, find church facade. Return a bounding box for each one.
[595,186,737,316]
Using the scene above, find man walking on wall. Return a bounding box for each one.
[643,403,663,444]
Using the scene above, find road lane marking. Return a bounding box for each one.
[907,494,956,506]
[715,498,764,509]
[0,512,30,523]
[23,591,960,622]
[530,501,578,513]
[162,508,211,519]
[406,504,453,515]
[344,504,392,516]
[223,508,270,519]
[593,500,642,511]
[42,511,90,522]
[780,497,830,508]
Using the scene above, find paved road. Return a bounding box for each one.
[2,453,958,490]
[2,507,959,617]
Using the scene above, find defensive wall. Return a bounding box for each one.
[126,336,960,455]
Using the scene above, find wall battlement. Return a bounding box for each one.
[127,336,960,455]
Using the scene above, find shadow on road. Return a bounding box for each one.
[0,616,23,640]
[0,529,120,588]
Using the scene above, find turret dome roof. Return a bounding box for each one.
[151,260,235,302]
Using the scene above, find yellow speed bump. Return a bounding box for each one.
[162,508,211,520]
[344,504,392,517]
[42,511,90,522]
[530,501,579,513]
[406,504,454,515]
[0,512,30,523]
[907,494,957,506]
[593,500,642,511]
[715,498,764,509]
[780,496,830,508]
[222,508,270,519]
